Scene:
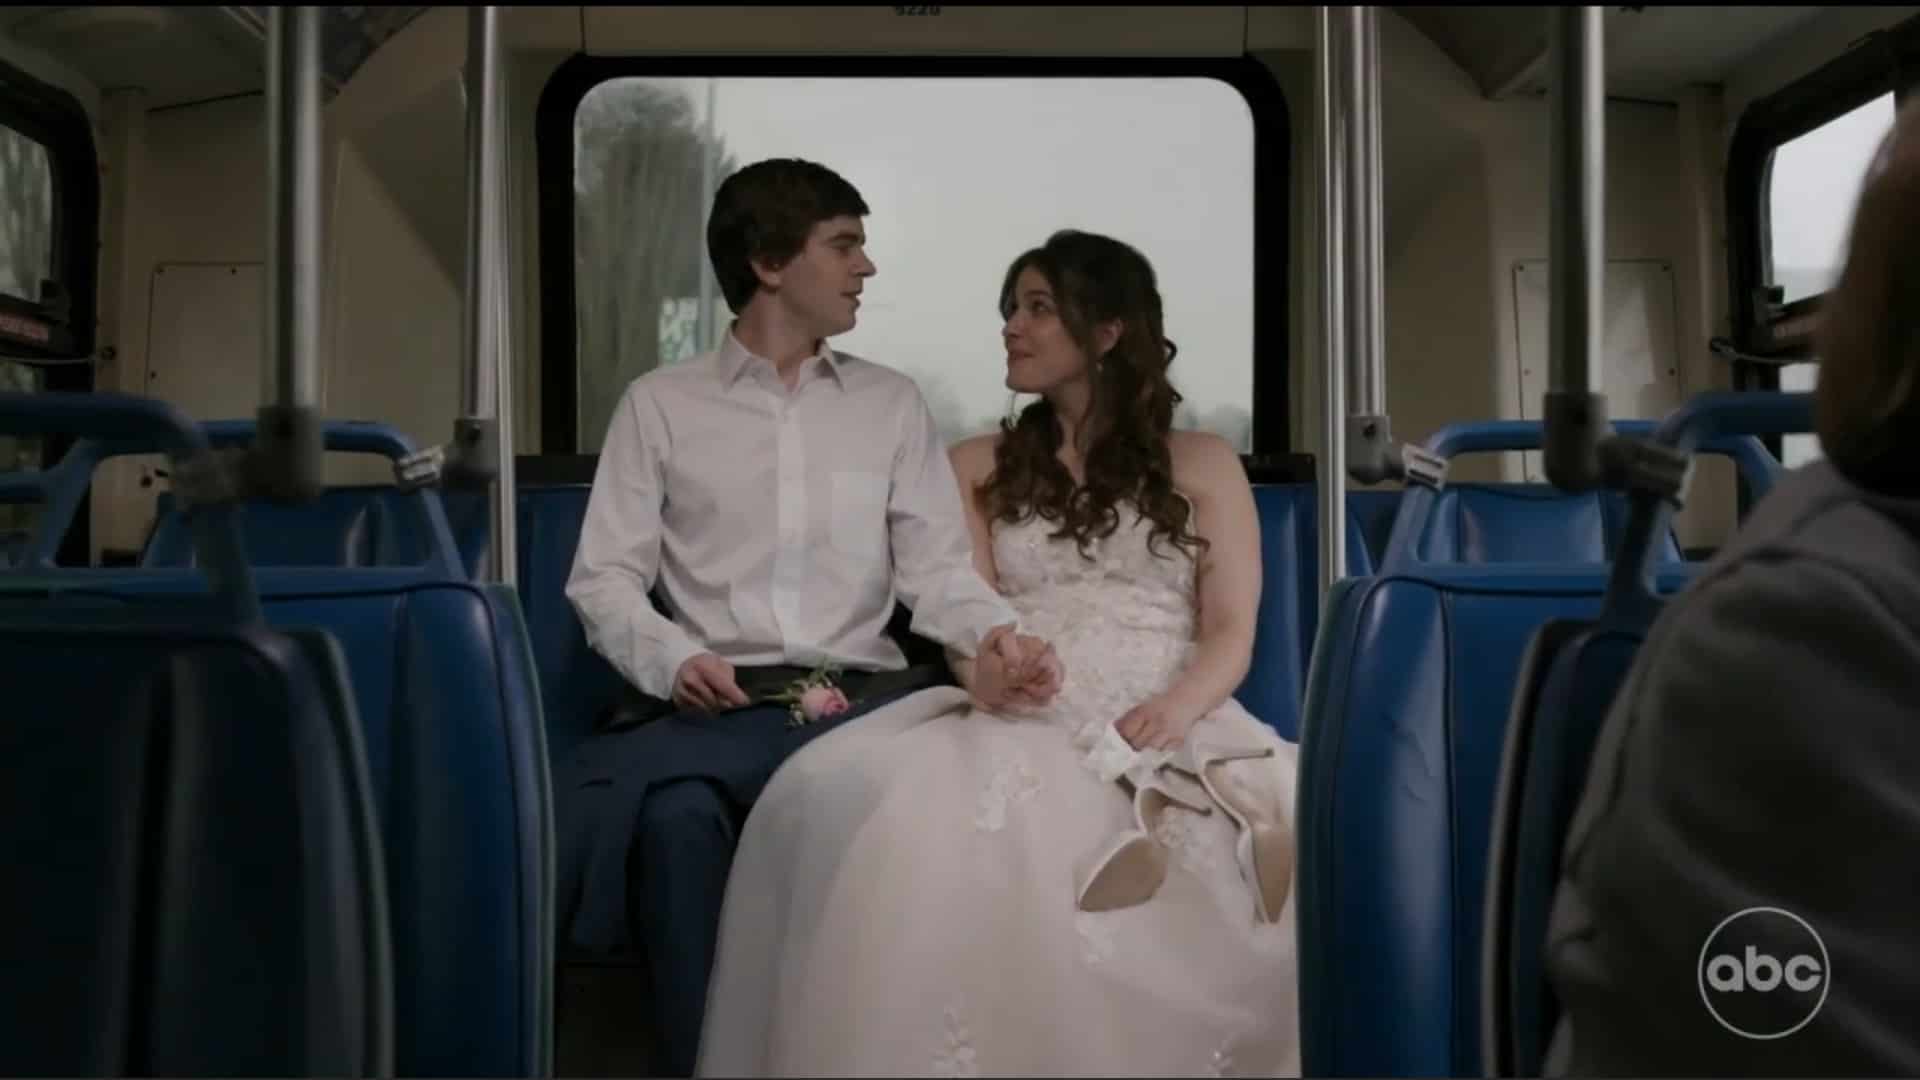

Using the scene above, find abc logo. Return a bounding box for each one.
[1696,907,1829,1040]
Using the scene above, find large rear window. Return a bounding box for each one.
[561,73,1265,454]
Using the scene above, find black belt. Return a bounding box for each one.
[598,662,952,734]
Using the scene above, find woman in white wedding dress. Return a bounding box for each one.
[696,230,1300,1078]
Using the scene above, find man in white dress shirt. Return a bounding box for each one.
[559,158,1058,1076]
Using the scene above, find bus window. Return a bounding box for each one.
[0,359,42,555]
[0,126,54,309]
[568,76,1257,453]
[1764,92,1898,469]
[0,56,98,365]
[1777,361,1820,467]
[1767,92,1895,305]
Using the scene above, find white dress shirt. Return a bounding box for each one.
[566,332,1021,700]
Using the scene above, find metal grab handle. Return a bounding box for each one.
[1605,391,1816,618]
[1377,416,1789,575]
[0,392,261,622]
[196,420,466,577]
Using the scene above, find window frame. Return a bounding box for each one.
[0,55,99,366]
[534,53,1291,458]
[1725,14,1920,387]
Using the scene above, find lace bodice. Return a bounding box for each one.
[991,505,1200,748]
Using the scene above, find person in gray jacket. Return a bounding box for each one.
[1544,98,1920,1075]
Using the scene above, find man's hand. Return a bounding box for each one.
[972,624,1064,710]
[673,652,751,713]
[1007,633,1063,704]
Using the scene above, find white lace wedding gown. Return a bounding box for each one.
[696,507,1301,1077]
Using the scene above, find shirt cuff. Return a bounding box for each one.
[643,631,710,702]
[957,614,1024,660]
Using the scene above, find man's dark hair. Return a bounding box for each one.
[706,158,869,313]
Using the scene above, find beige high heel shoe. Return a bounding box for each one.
[1074,765,1213,913]
[1177,742,1295,923]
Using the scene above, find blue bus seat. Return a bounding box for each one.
[513,485,624,766]
[1484,616,1647,1074]
[1236,485,1376,741]
[24,416,552,1078]
[267,569,550,1078]
[0,392,392,1077]
[145,486,387,567]
[1417,484,1683,565]
[494,476,1379,752]
[1346,487,1404,566]
[1297,414,1786,1077]
[139,422,466,574]
[0,616,394,1077]
[38,575,552,1080]
[471,473,932,767]
[442,486,493,578]
[1299,566,1645,1077]
[1481,392,1813,1078]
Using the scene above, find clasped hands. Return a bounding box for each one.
[970,623,1064,711]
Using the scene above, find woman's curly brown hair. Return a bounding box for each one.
[976,230,1206,561]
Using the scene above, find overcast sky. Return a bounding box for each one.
[582,76,1892,456]
[599,76,1256,446]
[1766,91,1892,466]
[1767,91,1893,303]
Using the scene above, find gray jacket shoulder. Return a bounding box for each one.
[1545,462,1920,1075]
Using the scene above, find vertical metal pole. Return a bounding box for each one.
[1340,6,1398,485]
[491,42,518,589]
[696,78,717,356]
[1343,5,1384,421]
[1544,5,1610,491]
[1316,6,1348,599]
[462,6,501,427]
[259,5,323,499]
[459,5,507,581]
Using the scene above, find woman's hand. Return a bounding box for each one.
[968,631,1063,711]
[1115,694,1203,751]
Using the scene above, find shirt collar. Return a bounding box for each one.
[716,329,845,390]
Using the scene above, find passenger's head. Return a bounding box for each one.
[979,230,1202,558]
[998,230,1175,410]
[1814,98,1920,492]
[706,158,875,338]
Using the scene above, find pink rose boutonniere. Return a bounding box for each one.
[774,663,850,729]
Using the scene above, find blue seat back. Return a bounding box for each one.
[145,486,399,567]
[263,571,549,1077]
[513,486,624,764]
[1419,484,1683,565]
[1299,567,1653,1076]
[1484,617,1646,1074]
[18,413,551,1078]
[0,392,391,1076]
[1235,485,1376,740]
[1481,392,1815,1078]
[1298,414,1788,1077]
[443,486,494,578]
[1346,488,1404,566]
[74,568,554,1077]
[0,617,394,1077]
[137,422,463,576]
